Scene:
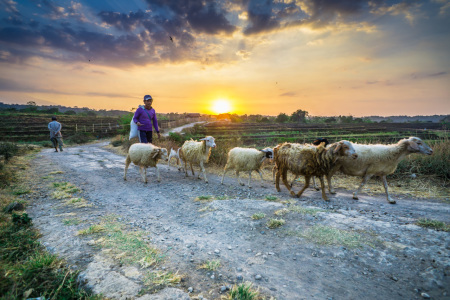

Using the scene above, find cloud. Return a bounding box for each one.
[280,91,297,97]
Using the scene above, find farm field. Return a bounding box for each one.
[192,121,446,145]
[0,113,122,142]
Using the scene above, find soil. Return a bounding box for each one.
[25,141,450,300]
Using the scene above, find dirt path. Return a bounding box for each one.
[26,142,449,300]
[162,122,206,137]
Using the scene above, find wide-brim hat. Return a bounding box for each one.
[144,95,153,101]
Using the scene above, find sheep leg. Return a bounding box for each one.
[221,166,230,185]
[353,174,372,200]
[236,171,244,186]
[272,165,277,183]
[248,171,252,188]
[200,161,208,183]
[318,176,329,201]
[382,175,396,204]
[312,176,320,191]
[281,169,296,197]
[140,166,147,183]
[124,155,131,181]
[296,176,310,198]
[183,160,188,177]
[155,166,160,182]
[326,173,336,194]
[275,169,281,192]
[290,174,299,187]
[257,170,264,187]
[190,163,195,176]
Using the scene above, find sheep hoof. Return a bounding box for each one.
[388,199,396,204]
[330,191,336,194]
[323,197,330,201]
[248,186,252,189]
[352,195,359,200]
[290,191,296,197]
[240,183,245,186]
[314,187,320,191]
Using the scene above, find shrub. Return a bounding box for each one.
[0,142,19,162]
[67,132,94,144]
[12,213,32,227]
[396,138,449,180]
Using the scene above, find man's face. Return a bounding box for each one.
[143,100,152,109]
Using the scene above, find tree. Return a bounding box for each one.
[275,113,289,123]
[64,110,77,115]
[290,109,309,123]
[26,101,36,106]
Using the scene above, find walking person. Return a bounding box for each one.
[48,116,63,152]
[132,94,161,144]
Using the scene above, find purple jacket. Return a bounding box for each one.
[133,106,159,132]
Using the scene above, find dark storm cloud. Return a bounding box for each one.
[144,0,237,35]
[0,0,447,67]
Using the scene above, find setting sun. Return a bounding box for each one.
[212,99,232,114]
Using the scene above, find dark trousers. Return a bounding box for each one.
[138,130,153,144]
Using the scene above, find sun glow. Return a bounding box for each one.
[212,99,232,114]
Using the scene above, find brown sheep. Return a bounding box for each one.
[274,141,357,200]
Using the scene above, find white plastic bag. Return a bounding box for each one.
[129,119,138,140]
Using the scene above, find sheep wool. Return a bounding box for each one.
[179,136,216,183]
[221,147,273,188]
[326,137,433,204]
[275,141,356,200]
[124,143,168,183]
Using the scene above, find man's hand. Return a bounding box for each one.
[157,132,161,139]
[137,122,142,126]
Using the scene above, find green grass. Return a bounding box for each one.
[299,225,374,248]
[416,218,450,232]
[265,195,278,201]
[63,218,82,226]
[195,195,213,201]
[199,259,221,271]
[81,216,164,268]
[227,282,261,300]
[251,213,266,220]
[267,218,285,229]
[143,270,182,286]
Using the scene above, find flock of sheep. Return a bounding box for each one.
[123,135,433,204]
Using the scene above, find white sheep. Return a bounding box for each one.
[221,147,273,188]
[179,136,216,183]
[124,143,168,183]
[275,141,357,201]
[168,147,183,170]
[325,137,433,204]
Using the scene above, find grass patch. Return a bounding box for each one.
[289,205,325,216]
[274,208,289,216]
[227,282,262,300]
[51,182,80,199]
[144,270,182,286]
[251,213,266,220]
[0,147,98,299]
[300,225,372,248]
[88,215,164,268]
[416,218,450,232]
[198,259,221,271]
[267,218,285,229]
[49,171,64,175]
[265,195,278,201]
[63,197,93,208]
[77,224,105,235]
[195,195,213,201]
[63,218,82,226]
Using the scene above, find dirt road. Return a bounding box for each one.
[26,142,449,300]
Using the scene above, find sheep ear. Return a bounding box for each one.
[333,143,342,153]
[408,140,420,151]
[152,149,160,159]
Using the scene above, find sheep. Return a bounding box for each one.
[168,147,183,170]
[221,147,273,188]
[124,143,168,183]
[272,138,330,189]
[274,140,357,201]
[325,137,433,204]
[179,136,216,183]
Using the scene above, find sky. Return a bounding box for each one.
[0,0,449,117]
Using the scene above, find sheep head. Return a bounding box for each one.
[260,147,274,159]
[152,147,169,161]
[200,136,216,148]
[404,137,433,155]
[333,140,358,159]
